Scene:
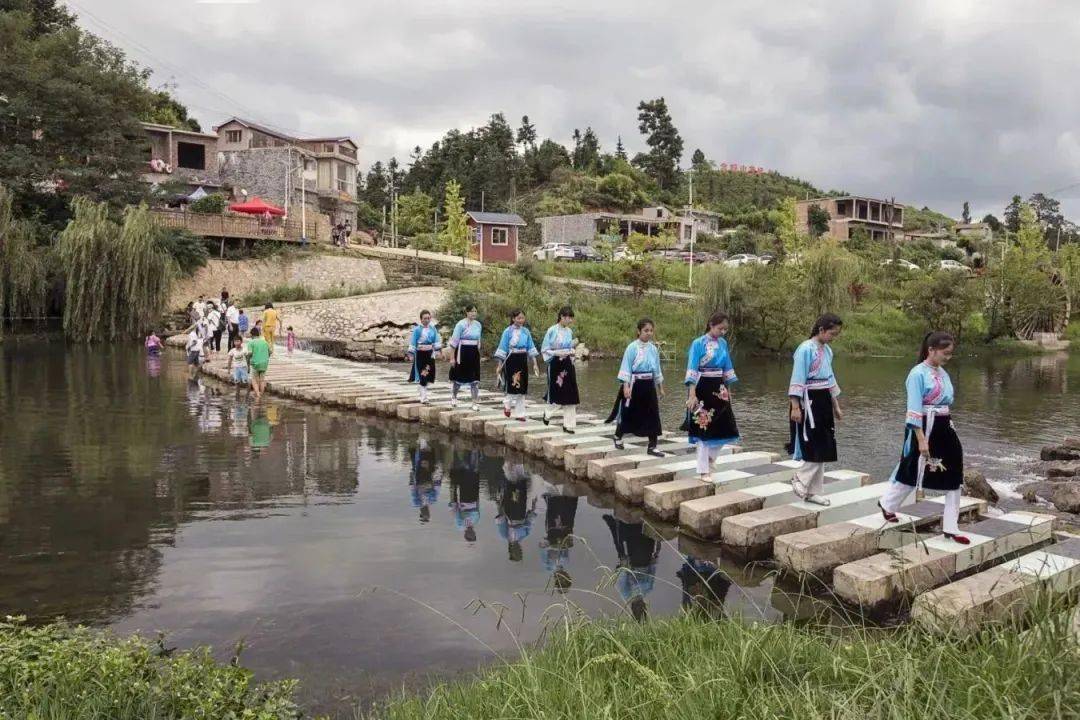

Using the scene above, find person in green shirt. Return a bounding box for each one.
[246,327,271,399]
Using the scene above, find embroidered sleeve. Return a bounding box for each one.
[720,340,738,384]
[617,343,634,383]
[905,369,924,426]
[494,328,511,360]
[407,325,420,354]
[653,344,664,385]
[683,338,703,385]
[788,343,809,397]
[526,331,539,358]
[449,321,463,348]
[432,327,443,351]
[541,326,556,362]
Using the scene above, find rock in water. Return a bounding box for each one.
[1065,436,1080,451]
[1050,482,1080,514]
[962,470,998,504]
[1041,445,1080,462]
[1047,461,1080,479]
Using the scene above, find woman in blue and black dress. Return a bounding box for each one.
[494,309,540,420]
[682,312,740,482]
[878,331,970,545]
[541,305,580,433]
[606,318,665,456]
[406,310,442,404]
[448,305,483,410]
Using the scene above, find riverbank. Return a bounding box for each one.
[379,612,1079,719]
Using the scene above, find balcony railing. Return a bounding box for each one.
[150,209,325,244]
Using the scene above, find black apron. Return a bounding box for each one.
[500,352,530,396]
[407,346,436,386]
[449,342,481,384]
[892,411,963,492]
[786,388,837,463]
[680,373,739,446]
[605,374,662,439]
[545,356,580,406]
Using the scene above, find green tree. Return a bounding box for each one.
[439,180,470,257]
[901,270,982,341]
[691,149,707,168]
[773,197,805,258]
[516,115,536,148]
[1004,195,1023,234]
[961,201,971,224]
[633,97,683,190]
[807,204,830,238]
[397,189,434,238]
[142,89,200,132]
[189,193,225,214]
[592,172,649,212]
[982,213,1003,234]
[615,135,627,160]
[361,161,389,210]
[572,127,601,173]
[0,184,49,327]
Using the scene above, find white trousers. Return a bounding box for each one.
[418,385,428,402]
[696,444,724,475]
[792,462,826,497]
[452,382,479,401]
[504,394,526,418]
[547,404,577,430]
[880,481,962,534]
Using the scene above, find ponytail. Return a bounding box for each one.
[919,331,955,362]
[809,313,843,339]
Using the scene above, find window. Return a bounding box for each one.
[225,130,242,143]
[324,143,336,153]
[683,224,692,240]
[490,227,509,246]
[176,142,206,170]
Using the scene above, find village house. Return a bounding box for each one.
[213,118,359,230]
[796,196,905,243]
[466,211,525,263]
[538,206,721,248]
[903,229,957,250]
[140,122,222,196]
[955,222,993,244]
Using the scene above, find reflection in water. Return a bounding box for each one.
[1,336,1077,717]
[540,486,579,594]
[603,512,660,622]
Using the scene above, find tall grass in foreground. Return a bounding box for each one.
[379,612,1079,720]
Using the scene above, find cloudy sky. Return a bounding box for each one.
[68,0,1080,219]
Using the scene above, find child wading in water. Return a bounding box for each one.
[286,326,297,354]
[226,335,250,396]
[144,330,163,356]
[246,327,271,399]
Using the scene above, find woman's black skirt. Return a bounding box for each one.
[892,414,963,491]
[545,356,580,406]
[787,388,837,463]
[407,349,436,386]
[680,375,739,447]
[605,377,662,439]
[500,352,530,396]
[449,344,481,385]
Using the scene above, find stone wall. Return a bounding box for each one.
[169,253,386,310]
[248,286,448,361]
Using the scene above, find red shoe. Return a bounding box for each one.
[944,533,970,545]
[503,408,511,418]
[878,502,899,523]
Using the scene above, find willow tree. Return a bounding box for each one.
[0,185,50,331]
[58,197,173,342]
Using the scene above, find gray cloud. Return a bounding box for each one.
[71,0,1080,218]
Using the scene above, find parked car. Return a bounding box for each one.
[573,245,601,262]
[533,243,576,261]
[723,253,761,267]
[758,254,775,265]
[880,259,921,272]
[939,259,969,272]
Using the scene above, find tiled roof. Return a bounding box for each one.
[467,211,527,226]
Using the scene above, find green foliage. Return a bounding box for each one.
[898,239,941,270]
[158,227,208,276]
[397,189,435,238]
[0,1,176,227]
[383,611,1080,720]
[0,184,50,324]
[188,193,226,214]
[141,88,201,132]
[237,283,312,307]
[900,271,983,341]
[633,97,683,190]
[725,227,758,255]
[834,306,924,356]
[58,198,173,342]
[799,242,862,316]
[571,127,601,172]
[0,617,303,719]
[593,172,650,211]
[512,256,545,284]
[773,197,804,258]
[990,203,1068,338]
[807,204,830,237]
[961,201,971,224]
[903,205,955,232]
[439,180,470,257]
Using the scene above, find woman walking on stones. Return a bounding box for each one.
[541,305,580,434]
[682,312,741,483]
[494,309,539,421]
[448,305,483,410]
[787,313,844,505]
[606,318,665,456]
[878,331,970,544]
[406,310,442,404]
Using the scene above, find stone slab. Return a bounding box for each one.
[613,451,778,505]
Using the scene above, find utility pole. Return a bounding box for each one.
[687,168,695,290]
[481,190,485,213]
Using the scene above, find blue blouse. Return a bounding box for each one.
[448,318,482,347]
[617,340,663,384]
[541,324,575,362]
[684,334,737,386]
[904,362,954,427]
[788,339,840,398]
[407,324,442,354]
[494,325,538,360]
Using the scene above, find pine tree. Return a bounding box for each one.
[615,135,627,160]
[516,115,537,148]
[961,201,971,224]
[633,97,684,189]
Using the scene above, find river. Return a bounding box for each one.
[0,332,1076,717]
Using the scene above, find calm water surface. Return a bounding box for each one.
[0,333,1077,716]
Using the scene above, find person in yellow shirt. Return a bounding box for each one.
[261,303,280,353]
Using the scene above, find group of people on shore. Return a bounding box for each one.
[407,307,972,545]
[162,289,297,399]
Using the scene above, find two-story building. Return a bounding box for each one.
[538,205,721,249]
[796,196,905,243]
[140,122,222,196]
[213,118,359,229]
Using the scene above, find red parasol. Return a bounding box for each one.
[228,197,286,216]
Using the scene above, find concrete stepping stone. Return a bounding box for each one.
[912,536,1080,634]
[645,460,802,522]
[721,480,886,560]
[538,427,639,460]
[587,442,722,485]
[613,451,780,505]
[679,469,867,541]
[773,496,988,580]
[833,510,1057,614]
[502,416,599,447]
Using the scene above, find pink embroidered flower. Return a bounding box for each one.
[420,366,430,378]
[694,406,714,429]
[556,370,567,387]
[714,386,730,402]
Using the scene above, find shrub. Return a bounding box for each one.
[237,283,313,307]
[158,227,209,276]
[900,271,983,342]
[513,256,545,284]
[188,193,226,214]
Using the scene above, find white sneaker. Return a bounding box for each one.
[805,494,831,506]
[451,397,458,408]
[471,403,480,411]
